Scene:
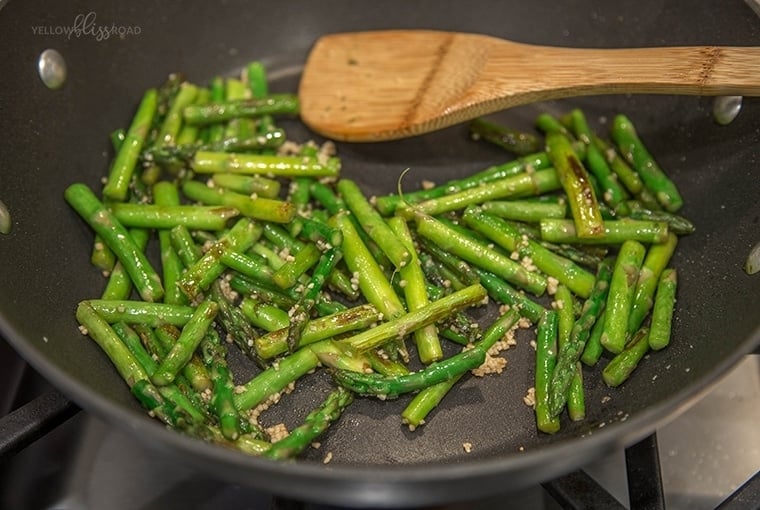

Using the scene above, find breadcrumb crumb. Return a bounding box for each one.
[523,387,536,408]
[266,423,289,442]
[247,381,297,423]
[470,324,517,377]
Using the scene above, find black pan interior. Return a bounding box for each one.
[0,0,758,507]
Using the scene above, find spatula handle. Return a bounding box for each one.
[485,42,760,99]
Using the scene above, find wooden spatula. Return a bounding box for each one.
[298,30,760,142]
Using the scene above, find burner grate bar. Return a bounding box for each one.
[625,434,666,510]
[0,389,79,462]
[542,468,627,509]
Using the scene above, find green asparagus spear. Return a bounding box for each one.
[272,242,321,290]
[204,76,226,143]
[285,247,343,351]
[131,379,194,429]
[84,300,193,328]
[555,285,585,421]
[157,82,199,147]
[388,217,443,364]
[611,114,683,212]
[76,301,150,387]
[648,268,677,350]
[593,136,644,195]
[151,299,219,386]
[311,181,391,267]
[469,117,541,156]
[246,61,269,100]
[183,94,299,125]
[413,212,547,296]
[211,173,281,198]
[175,88,208,147]
[398,307,519,428]
[289,215,343,248]
[463,207,595,298]
[208,281,261,365]
[534,310,560,433]
[309,339,371,373]
[396,168,561,218]
[136,376,209,427]
[624,202,694,235]
[417,250,465,290]
[223,78,255,139]
[548,257,614,417]
[333,343,485,398]
[219,250,275,289]
[539,218,669,245]
[182,180,296,224]
[110,129,126,152]
[340,284,487,353]
[263,224,357,301]
[178,218,262,299]
[232,276,302,312]
[417,238,480,288]
[103,89,158,201]
[536,113,573,138]
[480,199,567,223]
[602,327,650,387]
[152,182,188,306]
[287,177,313,214]
[118,322,212,422]
[580,309,607,367]
[101,229,150,301]
[401,375,462,430]
[264,386,354,460]
[146,129,287,168]
[109,202,239,231]
[90,236,116,274]
[255,303,381,360]
[628,233,678,334]
[473,267,544,324]
[153,324,213,393]
[233,346,320,412]
[568,109,630,213]
[65,183,164,302]
[329,212,406,319]
[169,225,203,267]
[374,151,553,215]
[337,178,410,269]
[546,131,604,238]
[192,151,340,178]
[201,329,243,440]
[601,241,646,354]
[239,297,290,332]
[112,321,159,376]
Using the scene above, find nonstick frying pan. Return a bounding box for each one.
[0,0,758,507]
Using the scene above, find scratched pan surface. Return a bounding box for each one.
[1,0,759,507]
